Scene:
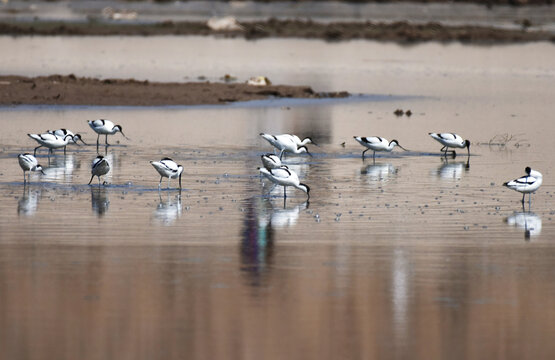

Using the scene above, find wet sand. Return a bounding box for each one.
[0,19,553,43]
[0,75,348,106]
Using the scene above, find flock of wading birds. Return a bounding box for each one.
[17,119,542,207]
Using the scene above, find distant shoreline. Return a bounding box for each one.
[0,75,349,106]
[0,19,552,43]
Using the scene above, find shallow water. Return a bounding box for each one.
[1,37,555,359]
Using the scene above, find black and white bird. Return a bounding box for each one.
[353,136,407,160]
[47,129,87,153]
[88,155,110,186]
[28,132,75,156]
[260,133,313,159]
[261,153,282,169]
[150,158,184,190]
[18,153,45,183]
[87,119,128,146]
[258,166,310,200]
[428,133,470,157]
[503,167,543,206]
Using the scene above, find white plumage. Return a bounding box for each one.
[353,136,407,160]
[18,153,44,183]
[88,155,110,186]
[87,119,128,145]
[261,153,282,169]
[150,158,184,190]
[28,132,74,156]
[260,133,313,159]
[258,166,310,200]
[429,133,470,156]
[503,167,542,205]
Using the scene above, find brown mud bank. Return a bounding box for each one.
[0,19,553,43]
[0,75,349,106]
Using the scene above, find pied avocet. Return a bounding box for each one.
[28,132,75,156]
[428,133,470,157]
[258,166,310,200]
[87,119,128,146]
[18,153,45,183]
[353,136,407,160]
[503,167,542,206]
[88,155,110,186]
[150,158,184,190]
[47,129,87,152]
[260,133,312,159]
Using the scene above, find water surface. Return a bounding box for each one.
[1,37,555,359]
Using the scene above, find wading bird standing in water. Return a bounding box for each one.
[87,119,128,146]
[150,158,184,190]
[18,153,45,184]
[353,136,407,161]
[88,155,110,186]
[258,166,310,202]
[503,167,542,208]
[428,133,470,157]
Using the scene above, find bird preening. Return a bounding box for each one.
[88,155,111,186]
[503,167,543,209]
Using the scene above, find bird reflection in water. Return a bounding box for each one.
[18,185,40,216]
[360,163,398,182]
[91,187,110,216]
[240,198,275,288]
[505,212,542,241]
[434,156,470,180]
[153,192,182,225]
[42,153,81,183]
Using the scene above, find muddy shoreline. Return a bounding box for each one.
[0,75,349,106]
[0,19,553,43]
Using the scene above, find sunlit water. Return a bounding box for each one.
[1,36,555,359]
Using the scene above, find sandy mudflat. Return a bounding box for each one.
[0,75,349,106]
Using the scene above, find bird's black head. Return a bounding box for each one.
[298,145,313,157]
[525,166,531,175]
[304,137,317,146]
[464,140,471,149]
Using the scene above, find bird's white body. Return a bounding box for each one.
[18,153,44,183]
[261,153,282,169]
[150,158,184,190]
[504,168,542,194]
[48,129,76,143]
[258,166,310,199]
[429,133,470,156]
[28,133,74,155]
[260,133,311,159]
[88,119,127,145]
[88,119,118,135]
[353,136,405,159]
[89,155,110,185]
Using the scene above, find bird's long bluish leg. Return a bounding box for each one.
[23,171,27,184]
[98,176,101,187]
[521,193,525,206]
[96,134,100,146]
[159,176,162,189]
[284,186,287,199]
[105,134,109,146]
[440,146,446,152]
[362,149,369,159]
[64,146,66,155]
[168,176,171,190]
[34,145,42,156]
[373,151,376,161]
[88,174,95,185]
